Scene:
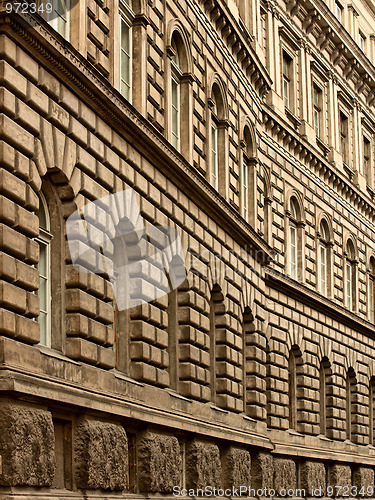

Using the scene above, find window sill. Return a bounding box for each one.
[285,107,302,130]
[343,162,355,181]
[316,136,330,158]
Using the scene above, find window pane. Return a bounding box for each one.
[39,312,47,346]
[290,225,297,279]
[320,244,327,295]
[120,18,131,100]
[211,124,218,189]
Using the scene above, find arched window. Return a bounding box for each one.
[319,358,332,436]
[209,81,228,197]
[119,0,134,101]
[170,39,181,150]
[36,193,52,347]
[241,125,256,224]
[346,368,356,441]
[345,239,357,312]
[287,197,303,281]
[318,219,331,296]
[167,27,193,160]
[369,378,375,445]
[368,257,375,323]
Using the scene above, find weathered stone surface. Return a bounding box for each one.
[137,431,181,493]
[186,440,221,490]
[0,403,55,486]
[273,458,297,491]
[252,452,274,490]
[353,467,374,490]
[328,464,351,489]
[222,446,251,489]
[300,461,326,494]
[74,419,128,490]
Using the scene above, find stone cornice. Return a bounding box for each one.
[283,0,375,106]
[0,11,274,265]
[195,0,272,99]
[265,268,375,339]
[262,106,375,229]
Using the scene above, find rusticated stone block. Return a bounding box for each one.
[186,440,221,490]
[353,467,374,490]
[328,464,351,490]
[74,419,128,490]
[137,431,181,492]
[300,461,326,494]
[0,403,55,486]
[252,452,273,490]
[222,447,251,489]
[274,458,297,491]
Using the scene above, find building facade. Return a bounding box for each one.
[1,0,375,497]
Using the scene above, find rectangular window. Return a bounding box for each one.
[37,238,51,347]
[282,52,292,109]
[289,224,297,280]
[346,261,352,311]
[120,15,132,101]
[320,243,327,295]
[211,123,218,190]
[243,161,248,222]
[335,1,343,22]
[359,31,366,52]
[47,0,70,39]
[340,111,349,164]
[370,277,375,323]
[171,75,180,150]
[363,136,371,183]
[313,86,322,138]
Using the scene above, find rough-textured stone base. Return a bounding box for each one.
[222,446,251,489]
[137,431,181,492]
[186,440,221,490]
[273,458,297,491]
[0,403,55,486]
[353,467,374,490]
[300,461,326,494]
[74,419,128,490]
[328,464,351,491]
[251,452,274,490]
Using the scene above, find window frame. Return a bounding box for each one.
[344,239,357,312]
[335,1,343,22]
[47,0,70,39]
[119,0,134,102]
[313,84,322,138]
[368,258,375,323]
[211,120,219,190]
[282,50,293,110]
[170,41,182,151]
[363,135,371,184]
[359,30,366,52]
[287,196,302,281]
[35,192,52,347]
[339,110,349,165]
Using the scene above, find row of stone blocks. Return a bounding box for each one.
[0,402,374,494]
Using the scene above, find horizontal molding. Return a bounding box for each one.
[265,268,375,338]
